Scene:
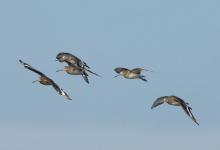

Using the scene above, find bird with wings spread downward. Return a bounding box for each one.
[19,59,72,100]
[151,95,199,125]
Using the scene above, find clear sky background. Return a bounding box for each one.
[1,0,220,149]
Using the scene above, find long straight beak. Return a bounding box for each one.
[32,80,39,83]
[56,69,64,72]
[114,75,120,78]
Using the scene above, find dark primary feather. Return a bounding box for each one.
[51,81,72,100]
[51,80,62,94]
[181,105,199,125]
[172,96,199,125]
[151,97,165,109]
[179,101,199,125]
[19,59,46,77]
[139,76,148,82]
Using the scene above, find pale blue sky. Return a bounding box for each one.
[1,0,220,149]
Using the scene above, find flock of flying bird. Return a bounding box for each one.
[19,52,199,126]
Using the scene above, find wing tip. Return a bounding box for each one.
[66,97,72,100]
[65,94,72,100]
[141,78,148,82]
[19,59,23,64]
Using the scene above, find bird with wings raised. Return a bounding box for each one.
[151,95,199,125]
[56,52,88,68]
[19,59,72,100]
[114,67,148,82]
[56,52,100,84]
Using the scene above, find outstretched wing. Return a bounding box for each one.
[175,97,199,125]
[151,97,165,109]
[51,81,72,100]
[57,52,80,61]
[56,52,83,67]
[19,59,46,77]
[131,68,145,74]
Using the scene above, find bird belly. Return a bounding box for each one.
[39,77,52,85]
[125,73,138,79]
[67,70,81,75]
[40,80,51,85]
[167,101,181,106]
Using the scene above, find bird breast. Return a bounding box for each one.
[124,72,138,79]
[167,99,181,106]
[66,67,81,75]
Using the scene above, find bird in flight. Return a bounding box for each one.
[56,52,100,84]
[151,95,199,125]
[114,67,148,82]
[56,65,90,84]
[19,59,72,100]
